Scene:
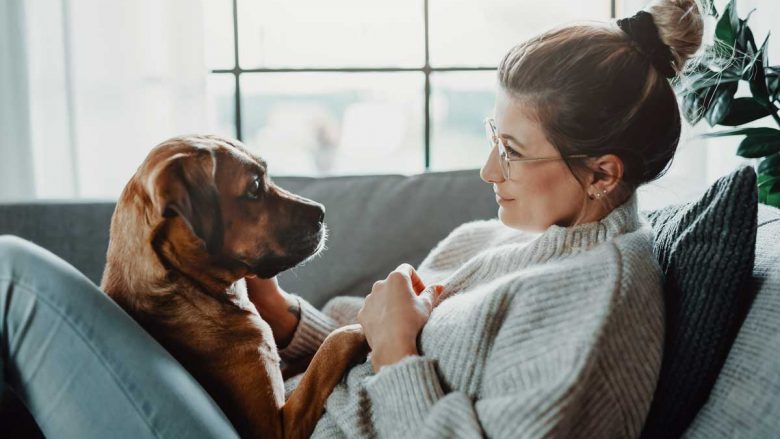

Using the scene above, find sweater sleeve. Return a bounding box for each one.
[277,295,366,363]
[277,295,339,363]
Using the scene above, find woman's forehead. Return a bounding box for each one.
[494,91,554,154]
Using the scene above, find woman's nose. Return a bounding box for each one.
[480,146,505,184]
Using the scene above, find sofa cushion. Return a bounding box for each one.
[640,166,759,438]
[273,170,497,308]
[682,204,780,438]
[0,202,115,285]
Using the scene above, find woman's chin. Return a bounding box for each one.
[497,207,517,227]
[498,208,545,232]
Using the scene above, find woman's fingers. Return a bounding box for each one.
[394,263,426,294]
[418,285,445,312]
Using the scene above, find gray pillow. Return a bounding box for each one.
[682,204,780,438]
[640,165,758,439]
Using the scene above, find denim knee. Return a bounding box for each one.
[0,235,37,274]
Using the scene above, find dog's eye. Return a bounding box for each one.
[245,177,263,200]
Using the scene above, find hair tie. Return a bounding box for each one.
[617,11,676,78]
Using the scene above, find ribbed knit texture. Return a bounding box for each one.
[640,166,758,439]
[280,193,664,438]
[684,204,780,439]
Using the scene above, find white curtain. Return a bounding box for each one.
[1,0,209,201]
[0,0,35,201]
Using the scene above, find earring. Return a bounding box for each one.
[591,188,607,200]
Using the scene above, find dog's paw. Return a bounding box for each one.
[324,324,369,365]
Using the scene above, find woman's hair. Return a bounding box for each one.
[498,0,704,194]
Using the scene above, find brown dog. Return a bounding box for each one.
[100,134,368,438]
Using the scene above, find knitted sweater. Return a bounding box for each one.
[279,193,664,439]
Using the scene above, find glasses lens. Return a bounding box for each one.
[498,142,511,179]
[485,120,496,150]
[486,119,511,180]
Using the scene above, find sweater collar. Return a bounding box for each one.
[534,192,642,254]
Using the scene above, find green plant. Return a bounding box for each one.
[679,0,780,207]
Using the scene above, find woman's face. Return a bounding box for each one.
[481,88,589,232]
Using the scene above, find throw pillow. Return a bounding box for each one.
[640,165,758,438]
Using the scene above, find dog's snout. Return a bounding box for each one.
[272,185,325,223]
[307,202,325,224]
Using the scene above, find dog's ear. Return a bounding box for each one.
[149,152,224,254]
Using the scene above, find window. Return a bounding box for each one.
[206,0,615,176]
[14,0,759,206]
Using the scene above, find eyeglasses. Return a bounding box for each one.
[485,118,588,180]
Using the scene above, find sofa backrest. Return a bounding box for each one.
[0,201,115,285]
[0,170,497,308]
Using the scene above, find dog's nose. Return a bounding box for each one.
[298,201,325,225]
[313,203,325,223]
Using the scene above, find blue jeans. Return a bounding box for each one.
[0,235,239,438]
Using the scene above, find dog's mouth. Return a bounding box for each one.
[249,224,327,278]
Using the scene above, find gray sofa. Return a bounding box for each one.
[1,169,779,438]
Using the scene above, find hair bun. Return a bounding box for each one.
[617,11,677,78]
[645,0,704,73]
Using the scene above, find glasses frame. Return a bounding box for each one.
[485,118,589,180]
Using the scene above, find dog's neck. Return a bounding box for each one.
[151,218,238,295]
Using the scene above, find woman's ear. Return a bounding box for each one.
[587,154,624,194]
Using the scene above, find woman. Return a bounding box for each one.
[0,0,702,437]
[251,0,703,437]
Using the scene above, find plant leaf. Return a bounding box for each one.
[720,98,773,126]
[769,72,780,102]
[766,189,780,208]
[758,152,780,176]
[715,0,738,47]
[736,19,754,55]
[701,0,717,17]
[740,28,761,79]
[686,69,741,93]
[705,83,738,126]
[682,92,705,125]
[701,127,780,138]
[737,133,780,158]
[758,172,780,207]
[749,35,771,104]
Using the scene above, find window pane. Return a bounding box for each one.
[207,74,237,138]
[429,0,612,67]
[237,0,424,68]
[203,0,235,69]
[430,71,497,171]
[64,0,213,199]
[240,73,424,176]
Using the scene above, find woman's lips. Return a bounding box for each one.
[495,194,514,203]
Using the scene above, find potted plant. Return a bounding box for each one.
[679,0,780,207]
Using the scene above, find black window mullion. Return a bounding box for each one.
[232,0,243,141]
[423,0,431,170]
[215,1,615,171]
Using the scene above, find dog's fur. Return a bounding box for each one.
[101,134,368,438]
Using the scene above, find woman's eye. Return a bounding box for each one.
[246,178,262,200]
[505,146,522,158]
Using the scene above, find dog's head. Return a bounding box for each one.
[118,134,326,288]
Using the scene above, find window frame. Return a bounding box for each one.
[211,0,617,170]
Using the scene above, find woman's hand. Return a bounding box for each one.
[245,275,301,348]
[357,264,443,373]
